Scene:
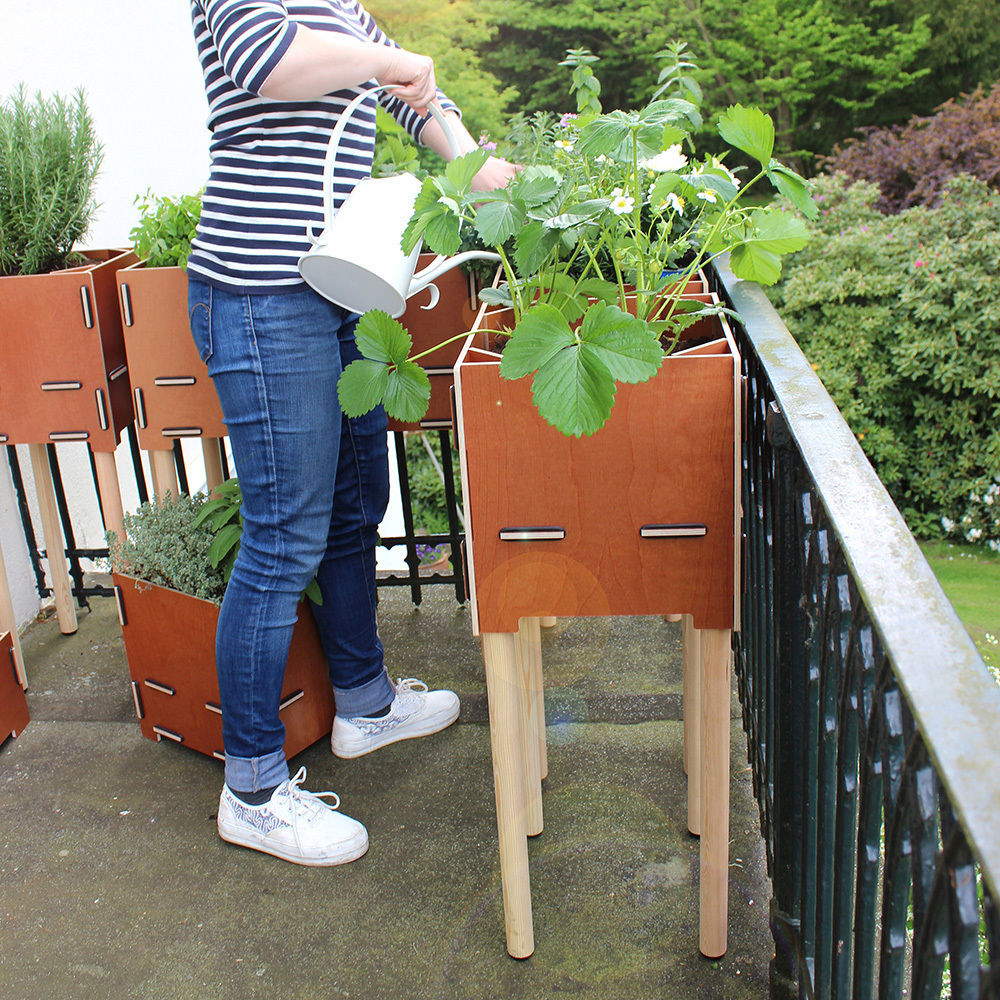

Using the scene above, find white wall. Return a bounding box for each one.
[0,2,405,630]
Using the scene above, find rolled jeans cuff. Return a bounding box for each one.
[333,668,395,718]
[225,749,289,793]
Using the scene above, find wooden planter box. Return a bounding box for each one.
[387,255,485,432]
[116,262,227,450]
[456,301,740,633]
[112,573,334,761]
[0,249,138,450]
[0,631,29,746]
[453,294,741,960]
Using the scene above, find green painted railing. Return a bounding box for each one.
[713,258,1000,1000]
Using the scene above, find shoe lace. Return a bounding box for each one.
[284,767,341,853]
[394,677,428,694]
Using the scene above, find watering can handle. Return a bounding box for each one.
[312,84,461,244]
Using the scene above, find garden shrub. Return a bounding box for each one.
[822,83,1000,213]
[770,173,1000,538]
[108,492,226,604]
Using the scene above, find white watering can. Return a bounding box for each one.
[298,84,501,318]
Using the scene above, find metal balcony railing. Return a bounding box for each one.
[711,259,1000,1000]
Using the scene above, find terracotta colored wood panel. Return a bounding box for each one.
[0,249,138,450]
[0,631,29,745]
[386,257,487,431]
[456,313,738,633]
[117,263,227,449]
[113,574,333,760]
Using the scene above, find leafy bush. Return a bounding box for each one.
[822,83,1000,213]
[129,190,201,268]
[0,85,102,276]
[405,433,461,536]
[108,493,226,605]
[943,478,1000,552]
[770,173,1000,537]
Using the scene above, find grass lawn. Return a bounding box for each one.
[919,540,1000,683]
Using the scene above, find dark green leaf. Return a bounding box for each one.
[578,303,662,384]
[767,161,819,220]
[444,149,489,191]
[303,578,323,605]
[717,104,775,165]
[208,523,242,569]
[355,310,412,365]
[474,198,526,246]
[498,304,575,380]
[514,219,560,275]
[383,360,431,423]
[337,359,390,417]
[531,345,617,437]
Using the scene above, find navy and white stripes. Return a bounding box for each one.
[188,0,459,293]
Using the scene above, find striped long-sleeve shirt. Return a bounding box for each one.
[187,0,460,293]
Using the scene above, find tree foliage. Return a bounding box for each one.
[367,0,516,141]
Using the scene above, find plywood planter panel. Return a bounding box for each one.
[112,573,334,761]
[116,262,227,449]
[0,249,138,450]
[0,631,29,746]
[387,255,487,432]
[455,303,740,634]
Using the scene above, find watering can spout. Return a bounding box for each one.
[408,251,503,309]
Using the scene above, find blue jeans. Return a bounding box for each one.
[188,278,395,792]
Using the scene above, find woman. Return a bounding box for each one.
[186,0,517,866]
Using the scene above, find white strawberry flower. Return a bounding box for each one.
[609,187,635,215]
[554,138,574,152]
[696,189,718,204]
[666,192,685,213]
[639,144,688,172]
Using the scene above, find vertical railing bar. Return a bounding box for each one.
[436,428,466,603]
[45,443,88,609]
[6,444,49,598]
[126,424,149,505]
[172,439,190,496]
[220,439,231,481]
[391,431,422,606]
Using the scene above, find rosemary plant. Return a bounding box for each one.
[0,85,102,276]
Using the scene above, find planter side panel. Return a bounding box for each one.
[114,574,333,759]
[459,352,736,632]
[0,250,138,450]
[118,264,227,450]
[0,631,29,745]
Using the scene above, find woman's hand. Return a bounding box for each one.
[377,48,437,116]
[471,156,521,193]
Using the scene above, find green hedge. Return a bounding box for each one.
[769,173,1000,540]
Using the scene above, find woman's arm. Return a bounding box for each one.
[259,23,437,109]
[421,111,521,192]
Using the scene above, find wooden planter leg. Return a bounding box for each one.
[538,616,556,628]
[699,627,732,959]
[92,450,125,545]
[515,618,543,835]
[149,448,179,500]
[27,444,77,635]
[202,438,225,492]
[526,616,547,781]
[482,631,534,959]
[0,536,27,687]
[684,615,702,835]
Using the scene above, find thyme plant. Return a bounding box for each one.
[0,85,102,276]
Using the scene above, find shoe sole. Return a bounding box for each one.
[217,822,369,867]
[330,701,460,759]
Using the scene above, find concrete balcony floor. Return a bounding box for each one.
[0,583,773,999]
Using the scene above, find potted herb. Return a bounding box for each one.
[116,191,227,499]
[0,85,137,630]
[109,485,331,760]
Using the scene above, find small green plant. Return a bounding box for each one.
[108,492,227,604]
[0,84,102,276]
[129,190,202,269]
[192,478,322,604]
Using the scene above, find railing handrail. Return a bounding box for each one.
[715,256,1000,901]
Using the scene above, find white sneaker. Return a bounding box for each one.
[217,766,368,866]
[331,677,460,759]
